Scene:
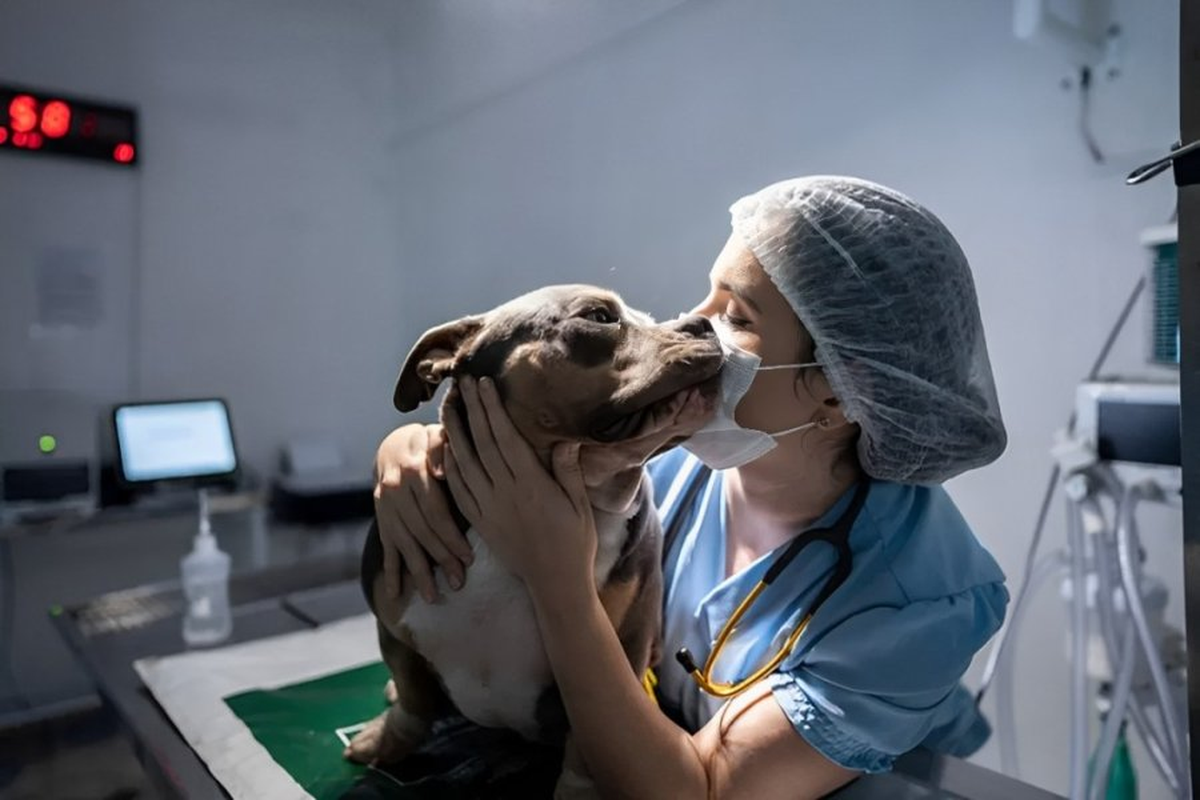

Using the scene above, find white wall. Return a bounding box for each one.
[0,0,403,474]
[0,0,1184,796]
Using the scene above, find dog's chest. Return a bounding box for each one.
[398,509,630,739]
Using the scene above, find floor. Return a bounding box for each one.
[0,705,154,800]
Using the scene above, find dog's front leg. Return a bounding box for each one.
[345,621,444,765]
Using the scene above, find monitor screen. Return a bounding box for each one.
[113,399,238,484]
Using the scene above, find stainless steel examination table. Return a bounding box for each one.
[54,553,1063,799]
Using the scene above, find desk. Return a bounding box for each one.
[0,497,365,723]
[54,555,365,798]
[54,558,1063,800]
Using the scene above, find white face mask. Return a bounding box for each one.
[682,319,822,470]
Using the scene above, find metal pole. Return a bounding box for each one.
[1179,1,1200,795]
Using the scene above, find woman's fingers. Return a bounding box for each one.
[476,377,539,473]
[381,536,403,599]
[552,442,592,518]
[459,377,515,482]
[421,474,475,565]
[443,400,494,495]
[396,485,465,590]
[370,422,465,604]
[390,517,439,603]
[374,478,411,599]
[425,424,447,479]
[643,387,693,431]
[443,445,482,526]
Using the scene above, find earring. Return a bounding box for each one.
[817,417,831,428]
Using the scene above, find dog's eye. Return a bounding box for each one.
[581,307,619,325]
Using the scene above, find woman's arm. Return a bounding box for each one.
[373,423,472,602]
[532,576,855,800]
[443,377,856,800]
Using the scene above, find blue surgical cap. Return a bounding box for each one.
[730,176,1006,484]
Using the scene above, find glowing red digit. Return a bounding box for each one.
[9,95,38,133]
[40,100,71,138]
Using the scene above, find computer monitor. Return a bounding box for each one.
[112,398,239,485]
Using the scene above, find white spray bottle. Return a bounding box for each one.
[181,488,232,646]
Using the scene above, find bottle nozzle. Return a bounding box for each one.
[196,488,215,545]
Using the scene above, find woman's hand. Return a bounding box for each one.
[442,376,597,597]
[374,423,474,602]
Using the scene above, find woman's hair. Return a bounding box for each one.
[730,176,1006,484]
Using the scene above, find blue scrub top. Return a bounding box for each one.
[648,449,1008,774]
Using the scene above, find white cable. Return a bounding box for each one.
[1080,493,1118,659]
[1118,487,1187,775]
[1082,492,1130,800]
[1085,475,1183,795]
[1067,494,1089,800]
[1088,615,1136,800]
[1130,695,1183,794]
[1115,485,1189,791]
[993,550,1068,776]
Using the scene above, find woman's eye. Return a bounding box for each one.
[718,312,750,329]
[582,308,618,324]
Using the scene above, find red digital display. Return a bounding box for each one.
[0,84,137,167]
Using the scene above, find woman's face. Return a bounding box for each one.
[689,233,837,434]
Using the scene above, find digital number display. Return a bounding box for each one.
[0,83,138,167]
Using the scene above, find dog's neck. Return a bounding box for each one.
[584,467,646,515]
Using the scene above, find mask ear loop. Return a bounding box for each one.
[751,362,829,439]
[768,419,820,438]
[755,361,820,371]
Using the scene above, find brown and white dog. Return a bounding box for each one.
[350,285,721,796]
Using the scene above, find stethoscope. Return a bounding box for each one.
[665,465,870,699]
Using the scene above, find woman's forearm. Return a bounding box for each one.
[531,581,710,799]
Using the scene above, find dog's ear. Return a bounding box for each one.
[393,316,485,412]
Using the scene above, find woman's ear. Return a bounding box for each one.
[820,394,853,430]
[795,370,852,429]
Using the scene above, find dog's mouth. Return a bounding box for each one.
[589,370,721,443]
[591,408,652,443]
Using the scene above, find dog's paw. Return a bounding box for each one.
[384,679,398,704]
[344,710,419,765]
[344,715,387,764]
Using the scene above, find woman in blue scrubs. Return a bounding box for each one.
[372,176,1009,798]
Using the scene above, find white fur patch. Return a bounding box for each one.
[400,509,631,739]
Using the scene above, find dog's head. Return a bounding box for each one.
[393,285,722,451]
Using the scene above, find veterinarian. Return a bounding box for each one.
[373,176,1009,798]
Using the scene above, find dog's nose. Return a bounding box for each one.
[669,314,714,339]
